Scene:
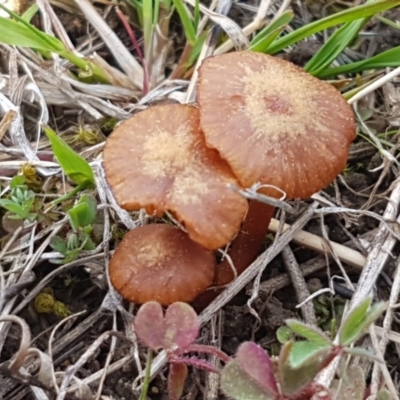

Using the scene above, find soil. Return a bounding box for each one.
[1,2,400,400]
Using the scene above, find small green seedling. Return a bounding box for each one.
[50,194,97,264]
[135,301,230,400]
[43,126,95,204]
[221,296,386,400]
[0,176,37,222]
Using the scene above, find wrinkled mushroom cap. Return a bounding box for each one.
[198,51,356,199]
[109,224,215,305]
[103,103,248,250]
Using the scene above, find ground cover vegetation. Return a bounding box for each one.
[1,0,400,399]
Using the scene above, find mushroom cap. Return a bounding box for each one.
[197,51,356,199]
[103,103,248,250]
[109,224,215,305]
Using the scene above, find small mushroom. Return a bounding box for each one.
[194,51,356,308]
[102,103,248,250]
[197,51,356,199]
[109,224,215,305]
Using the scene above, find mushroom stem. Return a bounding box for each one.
[215,201,275,286]
[193,201,274,310]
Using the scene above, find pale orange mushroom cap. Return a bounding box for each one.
[197,51,357,199]
[102,103,248,250]
[109,224,215,305]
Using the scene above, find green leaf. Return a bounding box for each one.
[278,341,330,396]
[26,212,37,222]
[250,10,293,53]
[364,301,386,328]
[43,125,95,188]
[193,0,200,32]
[221,360,275,400]
[266,0,400,54]
[81,234,96,250]
[343,346,383,363]
[0,200,24,215]
[10,176,25,189]
[276,326,293,344]
[50,236,68,253]
[68,195,97,230]
[172,0,196,45]
[285,319,331,346]
[318,45,400,78]
[289,341,331,369]
[305,17,367,75]
[0,5,108,83]
[0,12,63,52]
[142,0,154,57]
[22,4,39,22]
[338,297,372,346]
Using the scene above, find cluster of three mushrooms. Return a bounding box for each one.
[103,51,356,306]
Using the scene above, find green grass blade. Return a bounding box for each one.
[0,15,62,51]
[267,0,400,54]
[143,0,154,57]
[0,7,109,83]
[0,4,64,50]
[375,14,400,30]
[250,10,293,52]
[305,17,368,75]
[193,0,200,32]
[21,4,39,22]
[129,0,144,27]
[43,126,95,189]
[318,46,400,78]
[188,33,207,64]
[172,0,196,45]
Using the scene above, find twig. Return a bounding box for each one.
[370,253,400,396]
[203,312,223,400]
[268,218,366,268]
[282,245,317,325]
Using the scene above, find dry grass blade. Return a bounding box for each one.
[282,245,317,325]
[0,315,31,375]
[268,218,366,268]
[253,228,376,299]
[56,331,131,400]
[185,0,249,50]
[370,251,400,396]
[74,0,143,89]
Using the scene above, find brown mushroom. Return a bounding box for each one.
[102,103,248,250]
[197,51,356,199]
[193,51,356,308]
[109,224,215,305]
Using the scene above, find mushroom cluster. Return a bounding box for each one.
[103,51,356,306]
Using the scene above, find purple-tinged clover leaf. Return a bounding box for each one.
[236,342,278,395]
[136,302,229,400]
[221,342,278,400]
[168,363,188,400]
[135,301,166,351]
[164,302,199,353]
[135,301,199,354]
